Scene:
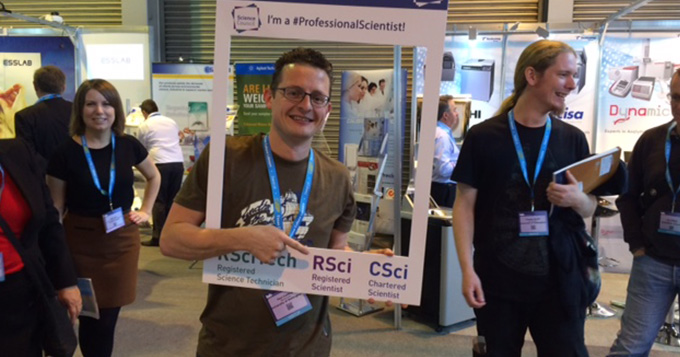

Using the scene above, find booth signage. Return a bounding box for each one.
[235,63,275,135]
[0,36,76,139]
[440,35,504,130]
[204,0,449,305]
[338,68,407,191]
[596,33,680,153]
[151,63,218,131]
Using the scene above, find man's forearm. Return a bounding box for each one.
[573,192,597,218]
[452,185,477,273]
[161,222,245,261]
[453,212,475,273]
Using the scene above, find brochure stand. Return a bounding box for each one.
[587,198,618,319]
[338,135,389,317]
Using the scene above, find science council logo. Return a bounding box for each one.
[232,4,261,33]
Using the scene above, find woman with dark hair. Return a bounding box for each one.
[0,138,81,356]
[46,79,160,357]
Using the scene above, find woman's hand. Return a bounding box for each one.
[57,286,82,324]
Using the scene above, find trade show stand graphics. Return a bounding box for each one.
[152,63,219,132]
[339,68,407,191]
[235,63,275,135]
[597,33,680,153]
[81,31,151,113]
[0,36,76,100]
[0,36,76,138]
[504,34,599,146]
[151,63,236,169]
[439,36,504,129]
[204,0,448,305]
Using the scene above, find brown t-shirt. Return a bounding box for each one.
[175,134,355,357]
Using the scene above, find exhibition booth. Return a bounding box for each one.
[2,1,680,346]
[0,21,152,139]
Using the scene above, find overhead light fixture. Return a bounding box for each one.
[468,26,477,41]
[535,26,550,39]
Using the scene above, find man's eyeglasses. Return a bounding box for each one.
[277,87,330,107]
[668,93,680,103]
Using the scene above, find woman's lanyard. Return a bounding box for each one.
[263,135,314,238]
[82,134,116,210]
[508,110,552,211]
[665,122,680,212]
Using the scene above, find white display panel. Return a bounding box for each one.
[81,31,151,111]
[86,44,144,80]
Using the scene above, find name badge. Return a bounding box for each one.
[103,207,126,233]
[0,253,5,282]
[658,212,680,236]
[518,211,549,237]
[264,291,312,327]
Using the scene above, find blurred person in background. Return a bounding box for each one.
[15,65,72,173]
[137,99,184,247]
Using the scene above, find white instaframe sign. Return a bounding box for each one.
[204,0,448,305]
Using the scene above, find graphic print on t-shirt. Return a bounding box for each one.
[235,190,315,245]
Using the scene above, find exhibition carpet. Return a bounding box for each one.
[68,231,680,357]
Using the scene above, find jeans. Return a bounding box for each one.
[608,254,680,356]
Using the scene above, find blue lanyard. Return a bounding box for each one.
[0,163,5,204]
[665,122,680,213]
[36,93,61,104]
[148,112,161,118]
[508,110,552,211]
[81,135,116,210]
[263,135,314,238]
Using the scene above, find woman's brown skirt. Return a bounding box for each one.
[63,213,140,308]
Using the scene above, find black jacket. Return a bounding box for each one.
[0,139,77,291]
[617,120,680,265]
[15,97,72,173]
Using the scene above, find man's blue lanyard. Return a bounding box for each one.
[0,163,5,204]
[36,93,61,104]
[81,134,116,210]
[148,112,160,118]
[665,121,680,213]
[263,135,314,238]
[508,110,552,211]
